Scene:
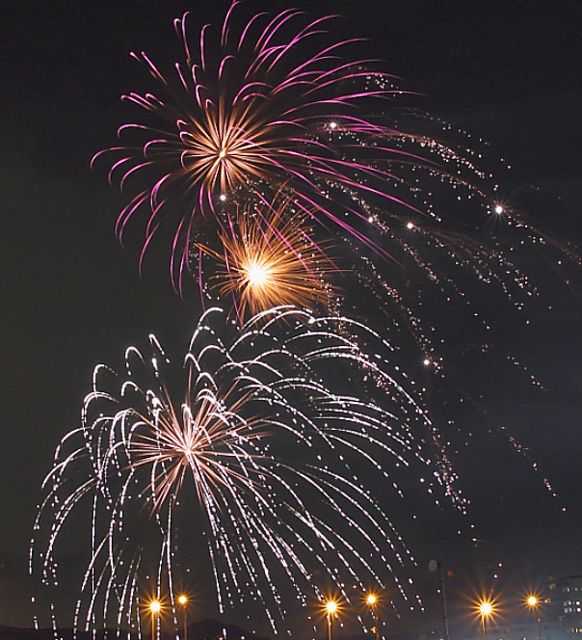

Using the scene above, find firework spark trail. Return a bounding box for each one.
[31,306,465,635]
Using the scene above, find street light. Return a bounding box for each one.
[526,594,542,640]
[149,599,161,640]
[325,600,338,640]
[479,600,493,640]
[367,594,379,640]
[177,595,189,640]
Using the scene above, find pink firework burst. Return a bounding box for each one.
[92,2,436,291]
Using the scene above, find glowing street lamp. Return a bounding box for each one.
[367,593,380,640]
[325,600,338,640]
[526,594,542,640]
[149,599,161,640]
[479,600,493,640]
[177,594,189,640]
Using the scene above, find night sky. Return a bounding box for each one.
[2,1,582,637]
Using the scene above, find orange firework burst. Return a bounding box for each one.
[202,202,337,317]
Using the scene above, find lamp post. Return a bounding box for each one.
[479,601,493,640]
[526,595,542,640]
[149,600,161,640]
[178,595,188,640]
[325,600,338,640]
[367,594,379,640]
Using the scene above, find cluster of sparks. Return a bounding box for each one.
[34,0,579,637]
[32,307,453,634]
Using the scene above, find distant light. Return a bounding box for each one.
[326,600,338,614]
[178,595,188,606]
[407,222,415,230]
[367,594,377,606]
[219,194,227,202]
[150,600,161,614]
[330,121,338,129]
[494,205,504,215]
[423,358,430,367]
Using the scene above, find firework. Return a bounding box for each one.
[31,306,460,635]
[92,2,490,292]
[45,2,579,635]
[88,2,580,376]
[198,198,338,317]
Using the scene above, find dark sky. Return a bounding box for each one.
[1,1,581,637]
